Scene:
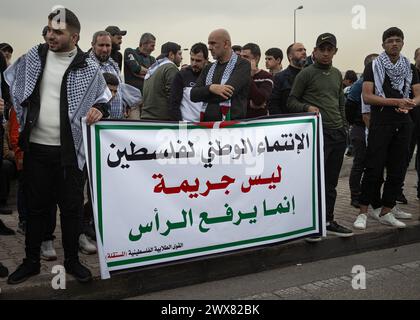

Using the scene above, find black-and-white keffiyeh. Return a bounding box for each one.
[201,51,238,121]
[89,51,124,119]
[5,45,111,170]
[373,52,413,98]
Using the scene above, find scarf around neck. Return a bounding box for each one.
[5,45,111,170]
[201,51,238,121]
[373,52,413,98]
[144,57,174,80]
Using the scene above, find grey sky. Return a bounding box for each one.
[1,0,419,73]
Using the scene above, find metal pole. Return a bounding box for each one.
[294,6,303,43]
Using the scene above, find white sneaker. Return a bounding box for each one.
[392,206,412,220]
[379,212,406,228]
[353,214,367,230]
[369,208,382,221]
[41,240,57,261]
[79,234,97,255]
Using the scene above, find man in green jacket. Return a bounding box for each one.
[287,33,353,240]
[141,42,183,120]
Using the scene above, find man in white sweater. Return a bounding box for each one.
[6,7,111,285]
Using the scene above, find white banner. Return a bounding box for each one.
[82,115,326,279]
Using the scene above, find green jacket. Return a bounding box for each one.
[287,63,346,129]
[141,63,179,120]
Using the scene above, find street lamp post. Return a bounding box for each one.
[294,5,303,43]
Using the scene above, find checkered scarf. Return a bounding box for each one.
[201,51,238,121]
[373,52,413,98]
[5,45,110,170]
[89,51,124,119]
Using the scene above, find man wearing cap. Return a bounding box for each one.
[140,42,183,120]
[288,33,353,239]
[105,26,126,71]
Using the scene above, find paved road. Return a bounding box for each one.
[129,243,420,300]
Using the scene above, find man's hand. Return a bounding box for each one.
[250,101,266,110]
[86,107,103,125]
[0,98,4,115]
[396,98,416,111]
[209,84,234,100]
[307,106,320,115]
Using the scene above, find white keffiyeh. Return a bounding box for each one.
[373,52,413,98]
[144,57,173,80]
[89,51,124,119]
[5,45,111,170]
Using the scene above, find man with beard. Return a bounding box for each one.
[105,26,126,71]
[170,42,208,121]
[90,31,125,119]
[269,42,307,115]
[5,7,111,285]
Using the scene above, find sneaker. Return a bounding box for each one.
[41,240,57,261]
[79,234,97,255]
[327,221,354,237]
[7,259,40,285]
[16,221,26,235]
[391,206,412,220]
[305,236,322,243]
[64,260,92,283]
[0,262,8,278]
[379,212,406,228]
[350,199,361,209]
[0,219,15,235]
[369,208,382,221]
[83,223,96,242]
[395,193,408,205]
[353,214,367,230]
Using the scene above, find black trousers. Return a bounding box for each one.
[0,159,16,204]
[17,171,57,241]
[324,128,347,222]
[23,143,84,263]
[360,122,412,209]
[405,125,420,196]
[349,125,366,200]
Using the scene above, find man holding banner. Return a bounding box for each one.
[5,7,111,285]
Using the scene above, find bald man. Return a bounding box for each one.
[190,29,251,121]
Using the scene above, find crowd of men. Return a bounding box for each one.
[0,6,419,283]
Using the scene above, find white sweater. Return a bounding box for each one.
[30,48,77,146]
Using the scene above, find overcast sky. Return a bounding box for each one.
[1,0,419,73]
